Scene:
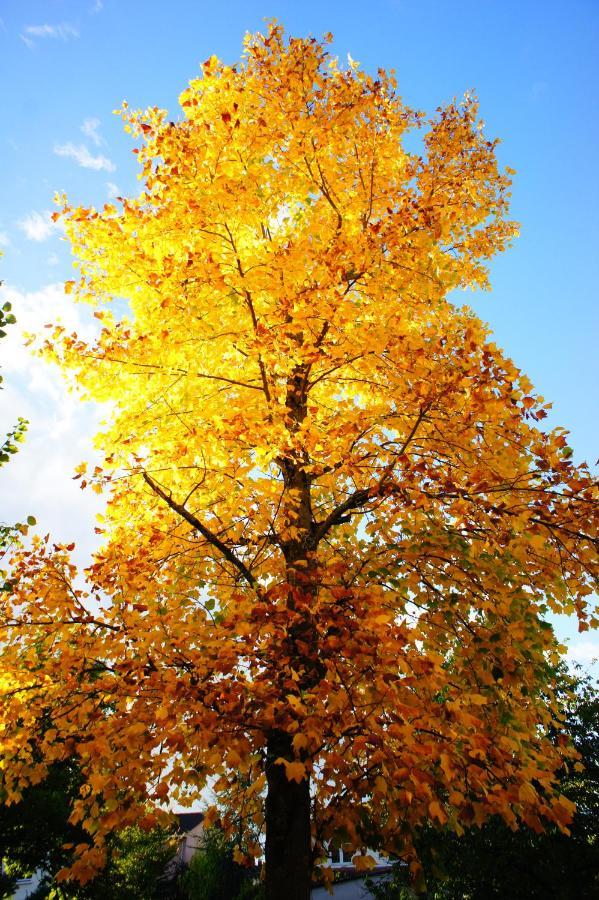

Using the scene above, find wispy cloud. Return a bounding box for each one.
[17,210,63,242]
[23,22,79,41]
[47,253,60,266]
[568,637,599,667]
[106,181,121,200]
[0,281,104,566]
[81,118,104,147]
[90,0,104,13]
[0,231,10,248]
[54,142,115,172]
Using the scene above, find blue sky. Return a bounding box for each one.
[0,0,597,664]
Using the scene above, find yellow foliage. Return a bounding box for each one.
[0,21,596,889]
[353,853,376,872]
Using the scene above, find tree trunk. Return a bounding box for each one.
[265,729,312,900]
[263,366,317,898]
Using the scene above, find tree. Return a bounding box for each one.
[366,668,599,898]
[0,757,89,898]
[180,827,262,900]
[1,24,597,900]
[77,824,178,900]
[0,756,175,900]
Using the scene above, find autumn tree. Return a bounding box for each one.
[1,25,597,900]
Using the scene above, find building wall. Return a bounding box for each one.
[178,822,205,865]
[8,870,44,899]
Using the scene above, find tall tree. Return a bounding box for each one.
[1,25,597,899]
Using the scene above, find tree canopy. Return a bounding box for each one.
[1,24,597,898]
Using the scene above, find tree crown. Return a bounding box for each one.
[1,24,597,886]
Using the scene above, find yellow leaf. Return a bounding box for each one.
[276,758,306,783]
[374,775,387,795]
[518,782,538,805]
[468,694,488,706]
[292,733,308,753]
[429,800,447,824]
[353,854,376,872]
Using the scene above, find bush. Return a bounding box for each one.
[180,829,262,900]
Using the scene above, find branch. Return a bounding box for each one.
[310,404,431,547]
[310,487,371,548]
[83,354,263,391]
[222,219,272,402]
[142,471,257,589]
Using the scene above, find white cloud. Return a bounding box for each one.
[567,637,599,667]
[17,210,63,242]
[1,283,98,375]
[90,0,104,13]
[54,142,115,172]
[46,253,60,266]
[0,231,10,248]
[0,282,104,566]
[23,22,79,41]
[81,117,104,147]
[106,181,121,200]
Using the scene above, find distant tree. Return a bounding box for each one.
[0,758,175,900]
[0,758,85,898]
[77,824,177,900]
[367,668,599,898]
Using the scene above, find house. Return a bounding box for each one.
[329,847,390,869]
[3,868,44,900]
[171,813,389,875]
[173,811,205,866]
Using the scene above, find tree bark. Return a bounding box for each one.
[263,365,318,898]
[265,729,312,900]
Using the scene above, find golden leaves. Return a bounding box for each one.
[292,732,308,753]
[518,782,538,805]
[428,800,447,825]
[276,758,307,783]
[353,853,377,872]
[0,19,596,889]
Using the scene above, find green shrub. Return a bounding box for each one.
[180,828,262,900]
